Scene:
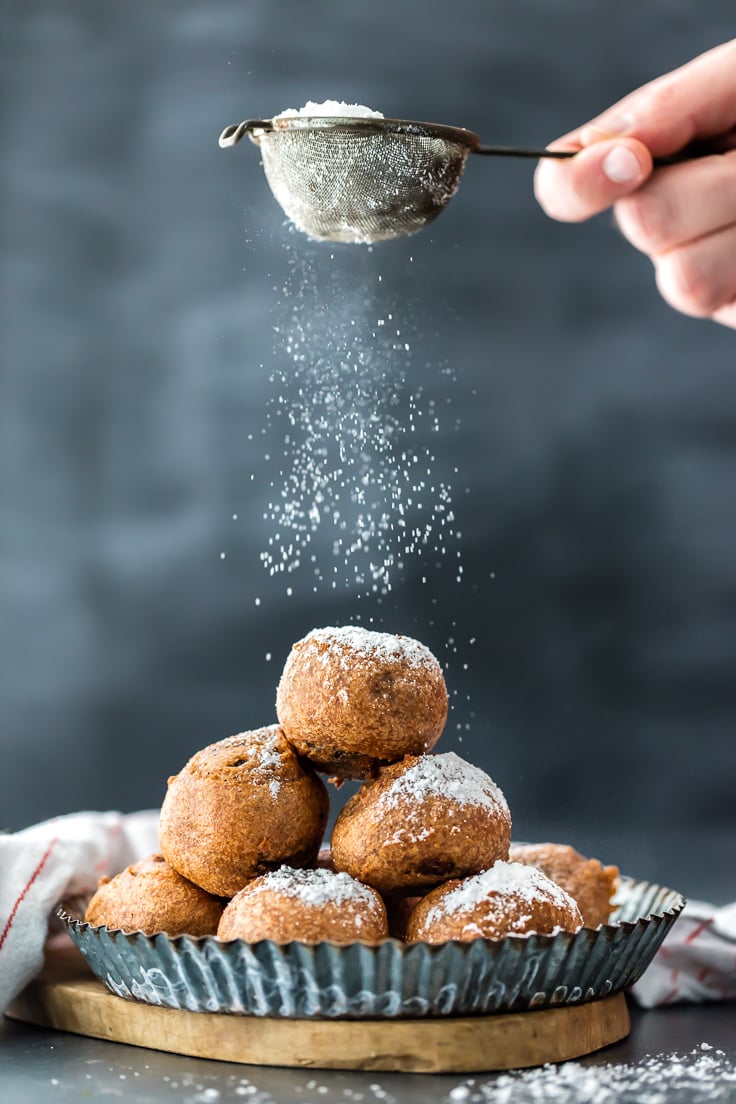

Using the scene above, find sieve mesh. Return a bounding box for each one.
[253,121,473,243]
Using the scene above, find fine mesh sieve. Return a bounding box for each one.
[218,115,577,244]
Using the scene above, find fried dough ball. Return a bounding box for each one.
[275,626,448,779]
[331,752,512,894]
[217,866,388,945]
[159,725,329,897]
[509,842,619,927]
[382,891,427,940]
[406,861,584,943]
[84,854,224,937]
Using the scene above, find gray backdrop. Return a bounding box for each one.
[2,1,734,901]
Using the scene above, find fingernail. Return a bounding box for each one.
[603,145,643,184]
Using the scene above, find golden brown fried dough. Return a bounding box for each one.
[159,725,329,897]
[276,626,448,779]
[382,891,427,940]
[331,752,511,894]
[84,854,224,937]
[406,861,583,943]
[509,842,619,927]
[217,866,388,944]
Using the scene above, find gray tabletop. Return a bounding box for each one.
[2,1000,736,1104]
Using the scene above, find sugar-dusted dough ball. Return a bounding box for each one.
[84,854,224,937]
[217,866,388,944]
[276,626,448,779]
[509,842,619,927]
[159,725,329,897]
[331,751,512,894]
[406,861,584,943]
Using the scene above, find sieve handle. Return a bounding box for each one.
[475,145,575,159]
[474,144,695,166]
[219,120,272,148]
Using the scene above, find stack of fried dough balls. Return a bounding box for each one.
[84,625,618,943]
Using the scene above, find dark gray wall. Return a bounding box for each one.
[2,1,734,899]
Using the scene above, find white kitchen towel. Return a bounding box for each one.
[0,809,159,1014]
[630,897,736,1007]
[1,810,734,1013]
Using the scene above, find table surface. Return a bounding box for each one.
[2,999,736,1104]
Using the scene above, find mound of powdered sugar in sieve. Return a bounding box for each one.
[274,100,385,120]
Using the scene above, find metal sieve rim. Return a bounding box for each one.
[219,117,481,151]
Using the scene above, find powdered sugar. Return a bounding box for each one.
[249,866,379,911]
[220,728,285,798]
[445,1047,736,1103]
[275,100,384,120]
[255,731,283,800]
[299,625,441,673]
[251,728,284,771]
[257,248,461,596]
[427,861,579,925]
[378,752,509,818]
[385,824,434,845]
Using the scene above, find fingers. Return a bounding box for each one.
[613,151,736,256]
[712,301,736,331]
[534,38,736,225]
[606,150,736,326]
[533,38,736,328]
[534,137,653,222]
[653,223,736,323]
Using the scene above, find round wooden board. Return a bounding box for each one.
[7,945,630,1074]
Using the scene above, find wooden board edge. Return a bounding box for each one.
[6,949,630,1073]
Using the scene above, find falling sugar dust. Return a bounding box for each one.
[255,246,463,598]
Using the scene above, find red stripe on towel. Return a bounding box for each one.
[660,988,681,1004]
[684,918,713,943]
[0,838,58,952]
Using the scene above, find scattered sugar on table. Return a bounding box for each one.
[439,1046,736,1104]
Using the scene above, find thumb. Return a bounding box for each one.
[534,137,653,223]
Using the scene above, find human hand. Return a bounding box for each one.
[534,39,736,329]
